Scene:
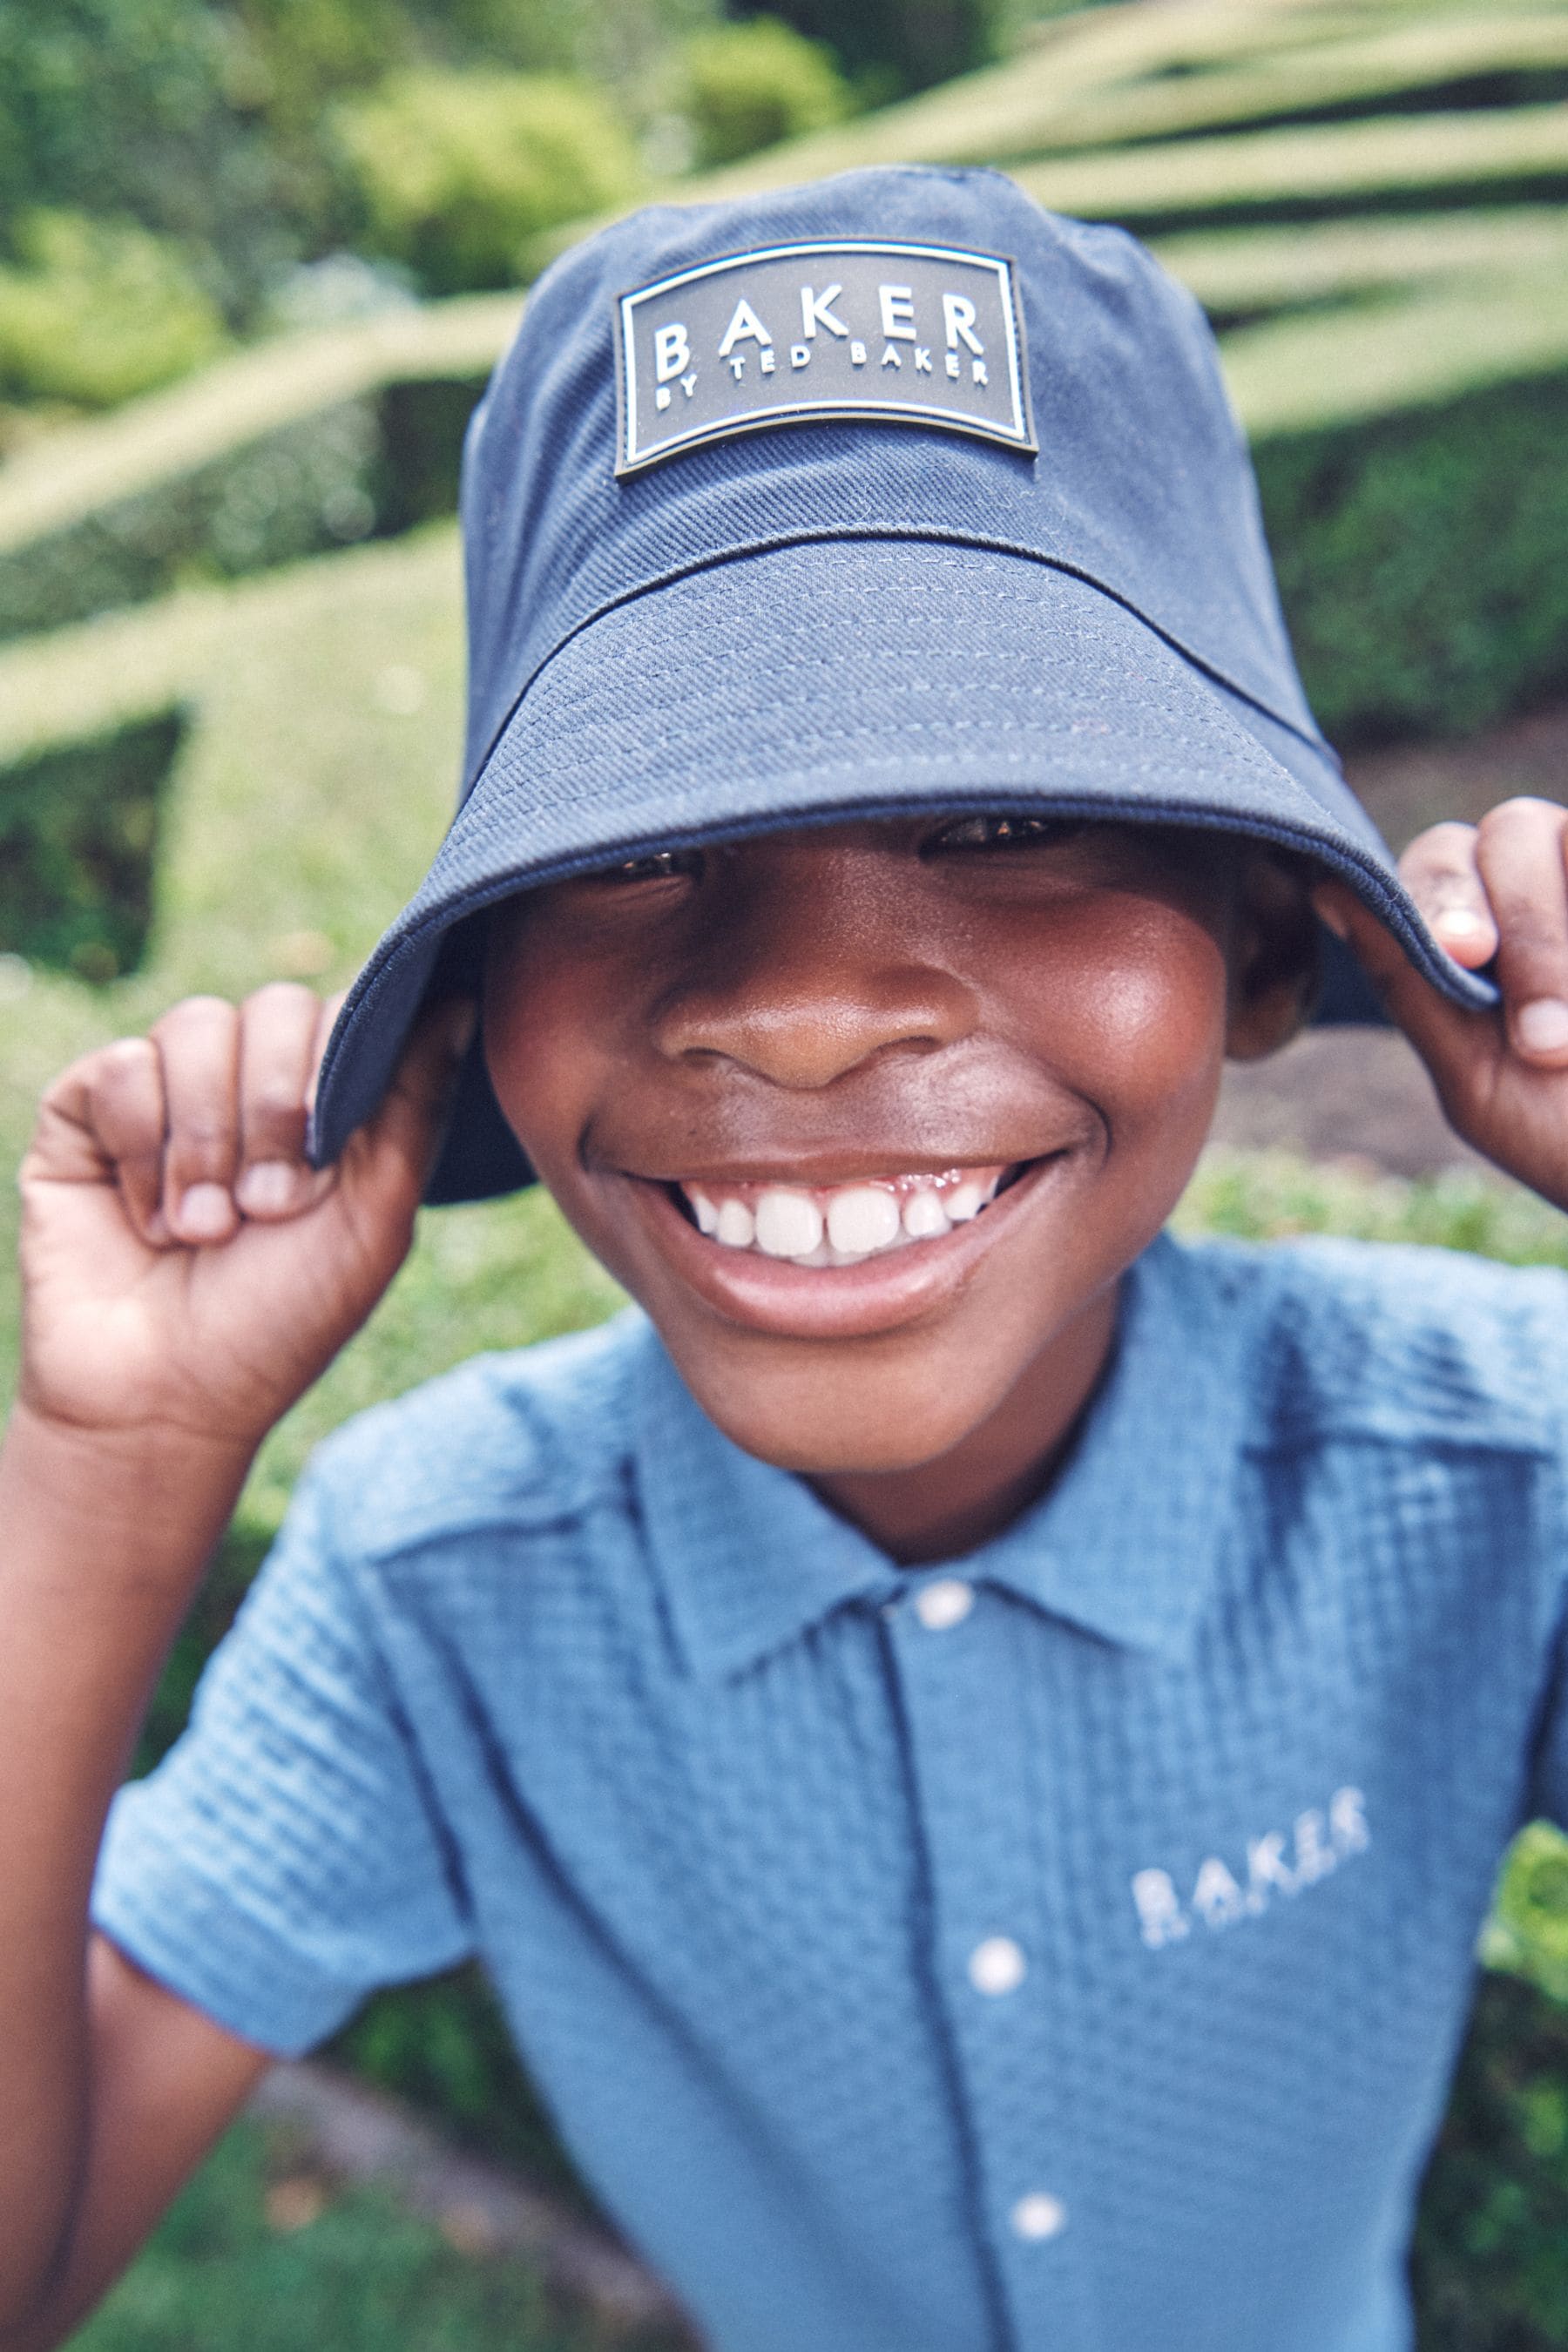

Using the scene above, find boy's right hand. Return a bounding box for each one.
[17,986,475,1457]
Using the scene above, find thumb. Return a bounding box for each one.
[340,997,479,1203]
[1313,881,1497,1085]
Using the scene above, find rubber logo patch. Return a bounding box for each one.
[615,240,1035,476]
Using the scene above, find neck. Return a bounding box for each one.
[810,1280,1121,1565]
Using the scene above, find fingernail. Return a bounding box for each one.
[237,1159,300,1216]
[1435,908,1490,943]
[178,1181,235,1240]
[1517,999,1568,1054]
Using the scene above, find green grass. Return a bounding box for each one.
[71,2115,679,2352]
[1152,204,1568,317]
[979,10,1568,162]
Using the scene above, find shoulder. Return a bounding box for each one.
[1164,1231,1568,1456]
[305,1308,655,1559]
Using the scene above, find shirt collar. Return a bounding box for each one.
[633,1233,1254,1680]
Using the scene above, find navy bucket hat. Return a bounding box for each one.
[310,163,1496,1205]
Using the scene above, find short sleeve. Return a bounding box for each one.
[91,1464,473,2057]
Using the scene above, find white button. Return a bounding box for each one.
[968,1936,1027,1996]
[914,1578,974,1631]
[1010,2191,1067,2242]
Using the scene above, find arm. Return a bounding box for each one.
[0,985,470,2343]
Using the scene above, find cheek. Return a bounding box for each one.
[1006,896,1229,1102]
[481,931,607,1178]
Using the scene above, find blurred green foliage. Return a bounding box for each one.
[0,212,228,409]
[0,402,385,642]
[678,17,851,170]
[1416,1971,1568,2351]
[0,713,183,983]
[330,1968,589,2201]
[1260,369,1568,744]
[740,0,1004,97]
[0,0,276,314]
[333,71,643,295]
[74,2111,682,2352]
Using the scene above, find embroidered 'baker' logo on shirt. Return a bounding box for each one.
[1132,1786,1370,1950]
[614,239,1036,476]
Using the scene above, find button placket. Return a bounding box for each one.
[885,1585,1092,2349]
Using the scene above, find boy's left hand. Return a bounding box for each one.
[1315,797,1568,1214]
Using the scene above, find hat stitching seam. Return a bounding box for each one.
[464,528,1332,797]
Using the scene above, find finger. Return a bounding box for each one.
[150,996,243,1246]
[1397,821,1497,970]
[305,990,348,1121]
[1312,880,1497,1088]
[1474,798,1568,1064]
[234,984,332,1221]
[29,1038,171,1243]
[87,1040,172,1243]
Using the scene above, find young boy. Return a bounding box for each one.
[4,166,1568,2352]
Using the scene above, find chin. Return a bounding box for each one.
[667,1342,998,1478]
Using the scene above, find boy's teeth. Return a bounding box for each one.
[714,1199,755,1248]
[677,1168,1010,1266]
[755,1189,823,1258]
[902,1188,950,1240]
[689,1189,719,1236]
[827,1186,901,1255]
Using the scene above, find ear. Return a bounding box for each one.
[1225,852,1321,1062]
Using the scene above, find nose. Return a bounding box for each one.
[650,841,977,1090]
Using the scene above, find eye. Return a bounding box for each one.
[588,847,705,885]
[925,813,1085,855]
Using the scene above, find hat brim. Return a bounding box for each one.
[311,537,1497,1205]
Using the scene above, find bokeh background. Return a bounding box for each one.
[4,0,1568,2341]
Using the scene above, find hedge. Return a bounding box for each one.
[0,710,185,980]
[1260,364,1568,744]
[0,293,519,561]
[0,402,382,643]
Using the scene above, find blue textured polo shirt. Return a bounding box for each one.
[92,1233,1568,2352]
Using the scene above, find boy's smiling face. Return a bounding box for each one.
[484,814,1311,1558]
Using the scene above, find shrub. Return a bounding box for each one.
[740,0,1002,97]
[0,400,384,643]
[0,712,185,983]
[1258,368,1568,746]
[0,211,227,409]
[678,17,851,171]
[1413,1970,1568,2351]
[334,70,642,295]
[0,0,274,317]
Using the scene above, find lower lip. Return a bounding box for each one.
[619,1159,1062,1341]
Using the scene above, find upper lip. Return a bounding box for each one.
[611,1150,1047,1187]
